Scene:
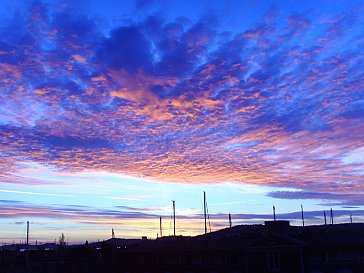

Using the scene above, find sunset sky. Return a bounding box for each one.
[0,0,364,244]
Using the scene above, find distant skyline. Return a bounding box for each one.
[0,0,364,244]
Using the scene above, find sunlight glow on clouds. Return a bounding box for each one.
[0,0,364,241]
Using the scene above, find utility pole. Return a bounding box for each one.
[229,213,232,228]
[160,217,163,237]
[324,210,327,225]
[204,191,207,234]
[172,200,176,236]
[301,205,305,227]
[111,228,116,266]
[350,213,353,224]
[330,208,334,225]
[273,206,276,221]
[26,221,29,247]
[26,221,29,267]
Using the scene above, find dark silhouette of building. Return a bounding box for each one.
[115,221,364,273]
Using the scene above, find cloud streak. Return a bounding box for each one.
[269,191,364,206]
[1,200,362,237]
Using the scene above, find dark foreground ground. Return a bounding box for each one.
[2,221,364,273]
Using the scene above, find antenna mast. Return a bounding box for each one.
[229,213,232,228]
[301,205,305,227]
[26,221,30,266]
[26,221,29,246]
[324,210,327,225]
[160,217,163,237]
[172,200,176,236]
[204,191,207,234]
[273,206,276,221]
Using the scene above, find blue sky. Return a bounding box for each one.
[0,0,363,244]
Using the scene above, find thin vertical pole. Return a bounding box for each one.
[330,208,334,225]
[111,231,115,264]
[173,200,176,236]
[160,217,163,237]
[26,221,29,246]
[350,213,353,224]
[301,205,305,227]
[273,206,276,221]
[26,221,29,267]
[204,191,207,234]
[324,210,327,225]
[229,213,232,228]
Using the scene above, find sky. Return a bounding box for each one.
[0,0,364,244]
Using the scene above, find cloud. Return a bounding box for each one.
[1,200,363,236]
[0,189,77,198]
[269,191,364,206]
[0,202,159,221]
[0,1,363,207]
[97,25,152,73]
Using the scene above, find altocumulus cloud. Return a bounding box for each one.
[0,1,364,207]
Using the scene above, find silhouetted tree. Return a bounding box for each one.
[59,233,66,246]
